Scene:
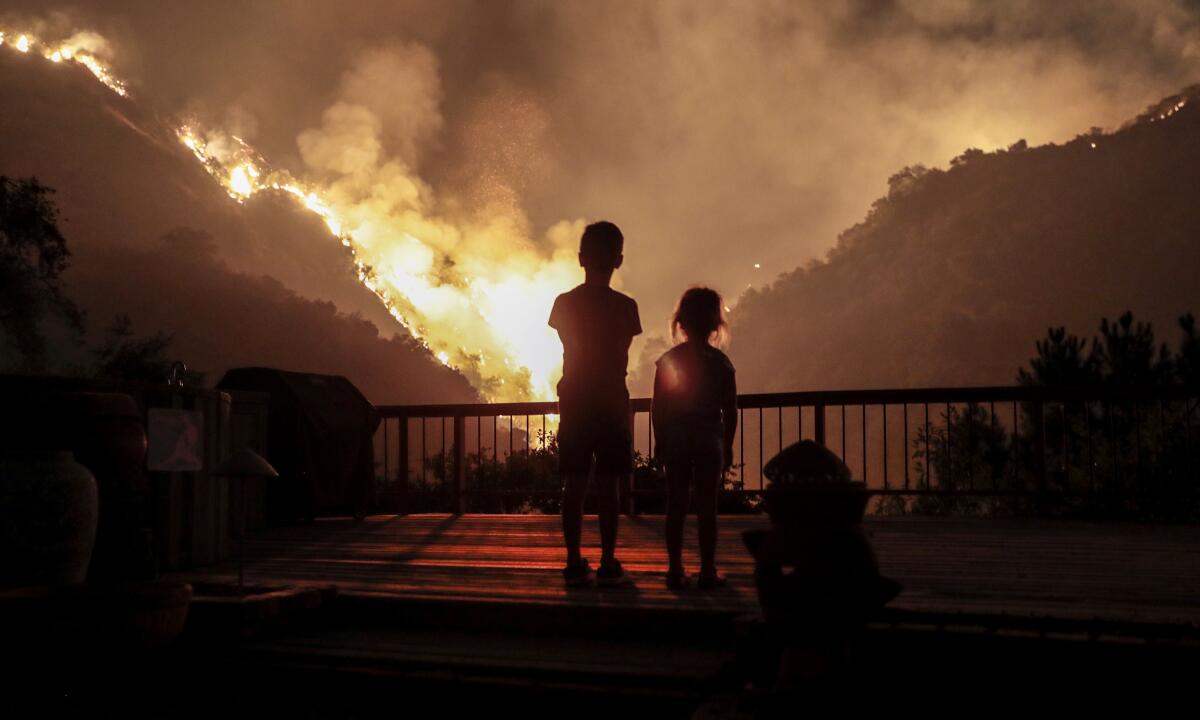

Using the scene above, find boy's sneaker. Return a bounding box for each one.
[665,568,689,591]
[696,570,727,590]
[563,558,593,587]
[596,559,633,587]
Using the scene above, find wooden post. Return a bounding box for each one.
[397,416,409,516]
[452,415,466,514]
[814,403,827,448]
[622,410,635,515]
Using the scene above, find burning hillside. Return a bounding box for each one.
[1,22,579,401]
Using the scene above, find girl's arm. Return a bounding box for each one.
[722,368,738,470]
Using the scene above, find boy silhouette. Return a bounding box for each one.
[549,221,641,587]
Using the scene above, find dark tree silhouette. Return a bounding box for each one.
[899,310,1199,520]
[0,176,83,370]
[1017,326,1099,387]
[1092,311,1173,387]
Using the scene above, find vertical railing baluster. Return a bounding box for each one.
[923,403,930,490]
[739,407,746,489]
[649,409,655,460]
[1085,401,1094,495]
[1158,399,1167,483]
[1012,401,1019,490]
[814,403,826,448]
[453,415,465,514]
[841,405,847,461]
[759,408,765,487]
[989,401,997,493]
[1107,400,1117,493]
[383,416,390,511]
[1186,397,1194,484]
[421,417,427,485]
[1134,400,1142,487]
[625,408,636,515]
[1062,403,1070,494]
[882,404,888,491]
[945,403,952,491]
[398,415,409,515]
[966,402,975,489]
[903,403,910,491]
[861,404,867,485]
[778,407,783,456]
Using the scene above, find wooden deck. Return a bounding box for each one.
[177,514,1200,627]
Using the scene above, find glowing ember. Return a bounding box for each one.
[1150,98,1188,122]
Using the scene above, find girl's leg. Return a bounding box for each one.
[665,458,691,573]
[695,449,722,575]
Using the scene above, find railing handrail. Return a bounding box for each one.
[377,384,1200,418]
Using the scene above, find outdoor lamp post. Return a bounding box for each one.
[214,447,278,592]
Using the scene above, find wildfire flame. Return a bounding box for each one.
[4,25,577,402]
[1150,98,1188,122]
[0,28,127,96]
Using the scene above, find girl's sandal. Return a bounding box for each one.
[665,568,689,590]
[696,571,727,590]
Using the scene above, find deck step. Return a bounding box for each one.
[335,589,751,643]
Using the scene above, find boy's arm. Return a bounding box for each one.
[722,368,738,470]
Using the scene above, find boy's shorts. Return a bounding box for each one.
[557,411,633,476]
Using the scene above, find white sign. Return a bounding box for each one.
[148,408,204,472]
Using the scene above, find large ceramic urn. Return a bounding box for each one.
[0,451,98,589]
[1,390,150,581]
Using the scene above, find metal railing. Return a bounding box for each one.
[372,385,1199,516]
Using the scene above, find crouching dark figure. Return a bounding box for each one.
[738,441,901,700]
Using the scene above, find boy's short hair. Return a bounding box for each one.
[579,221,624,269]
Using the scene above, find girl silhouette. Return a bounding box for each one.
[652,287,737,590]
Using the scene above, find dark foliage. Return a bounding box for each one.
[0,176,83,369]
[885,311,1199,520]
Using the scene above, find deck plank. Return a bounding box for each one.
[176,514,1200,625]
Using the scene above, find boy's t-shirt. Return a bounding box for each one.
[549,283,641,416]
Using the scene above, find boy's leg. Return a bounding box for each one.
[593,411,632,573]
[561,472,589,565]
[664,459,691,573]
[557,414,591,567]
[594,472,620,564]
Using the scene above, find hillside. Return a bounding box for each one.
[726,87,1200,392]
[0,50,475,403]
